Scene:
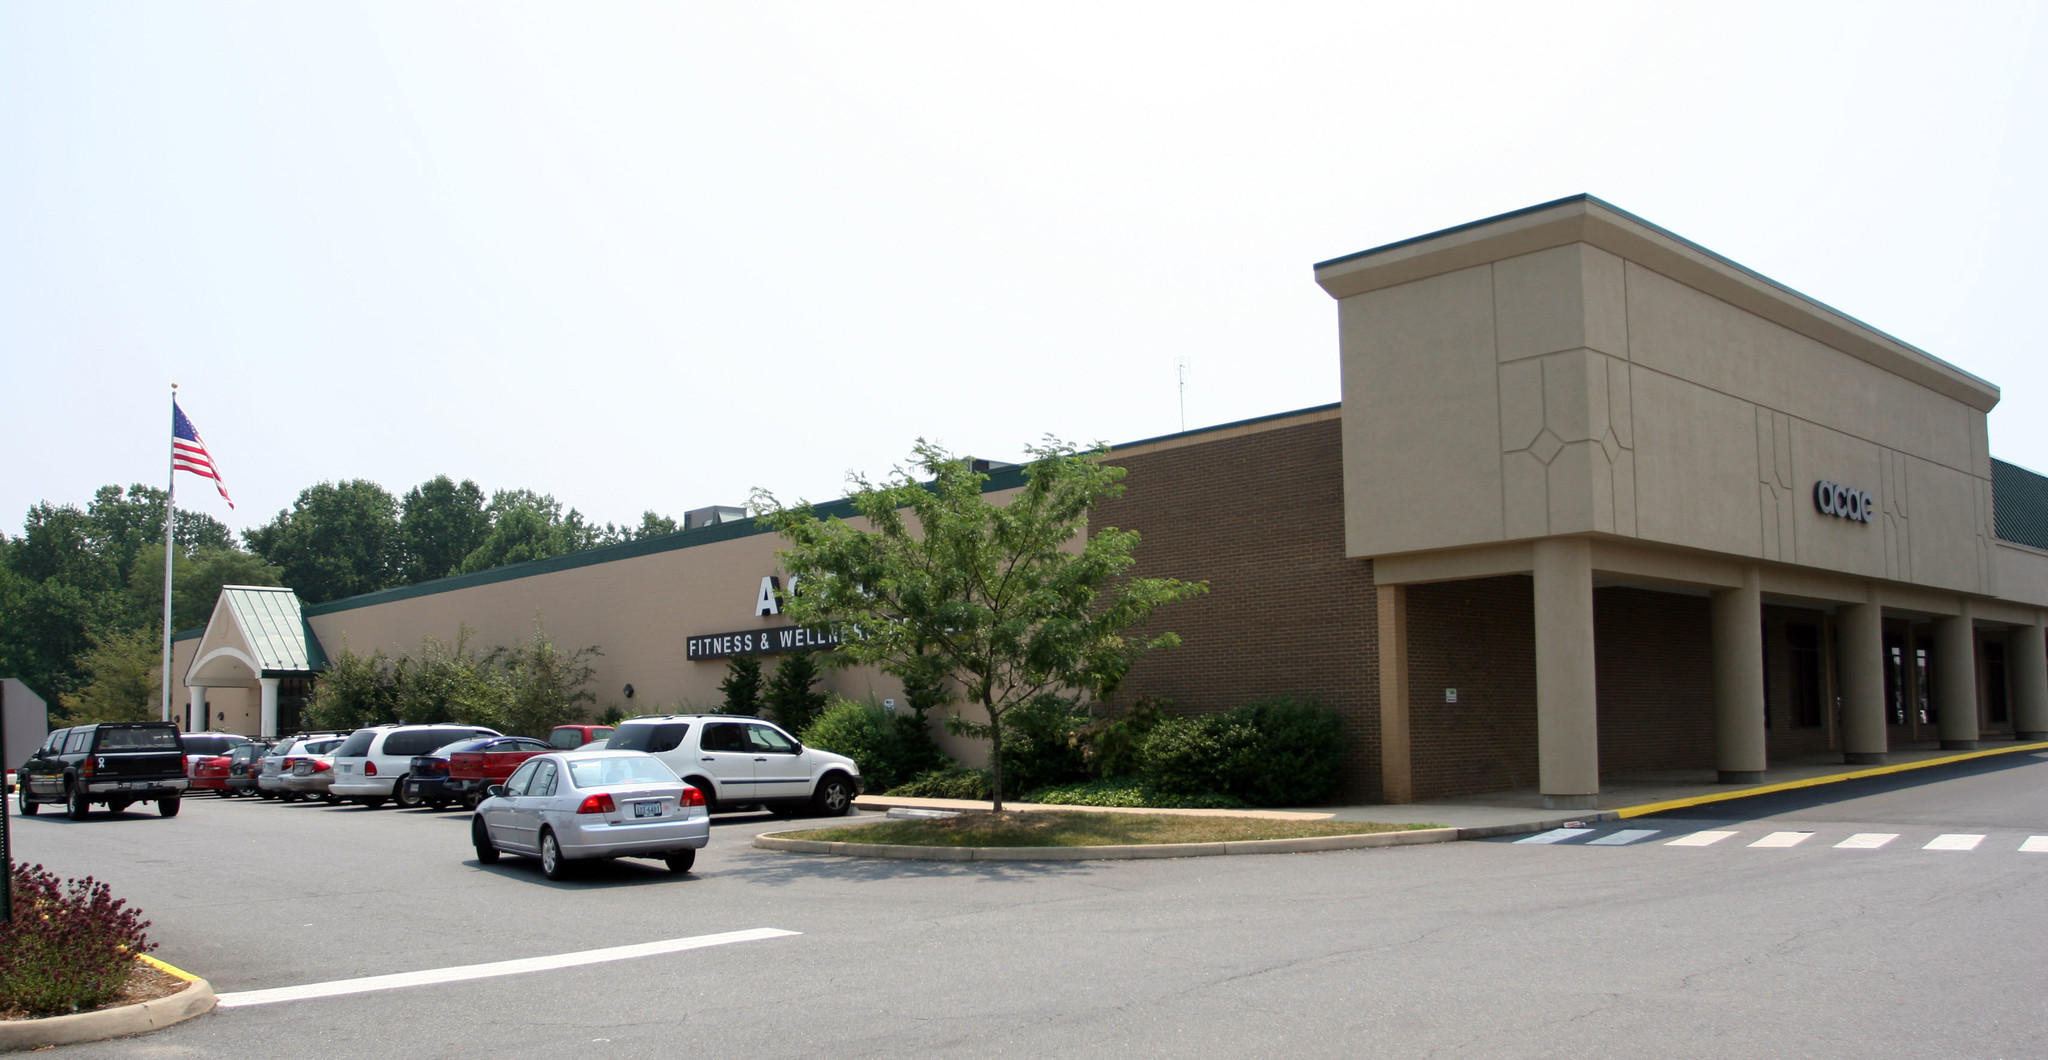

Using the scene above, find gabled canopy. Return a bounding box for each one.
[184,585,326,688]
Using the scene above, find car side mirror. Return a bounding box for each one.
[486,785,507,798]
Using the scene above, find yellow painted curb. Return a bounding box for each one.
[0,958,215,1052]
[138,954,200,982]
[1613,741,2048,819]
[754,825,1457,861]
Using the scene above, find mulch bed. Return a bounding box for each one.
[0,960,189,1021]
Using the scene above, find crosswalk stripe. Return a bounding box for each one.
[1586,829,1660,845]
[1834,833,1898,849]
[1666,830,1738,847]
[1515,827,1595,844]
[1923,833,1984,851]
[2021,836,2048,853]
[1748,831,1813,848]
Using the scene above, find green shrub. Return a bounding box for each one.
[1078,696,1168,778]
[1228,697,1344,806]
[799,696,947,793]
[1137,697,1344,806]
[999,694,1092,794]
[1023,778,1246,809]
[0,863,156,1017]
[887,766,992,800]
[718,655,763,715]
[764,652,829,732]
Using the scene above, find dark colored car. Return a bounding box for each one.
[18,722,190,819]
[443,736,553,809]
[220,741,271,796]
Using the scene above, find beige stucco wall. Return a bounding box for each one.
[1321,198,2025,604]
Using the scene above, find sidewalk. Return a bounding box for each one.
[854,740,2048,840]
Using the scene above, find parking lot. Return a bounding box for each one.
[12,756,2048,1058]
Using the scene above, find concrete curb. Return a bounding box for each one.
[1611,740,2048,818]
[0,962,216,1053]
[754,825,1465,861]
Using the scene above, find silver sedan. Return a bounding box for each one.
[472,751,711,880]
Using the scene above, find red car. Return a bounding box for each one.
[548,724,615,749]
[189,754,234,795]
[443,736,553,809]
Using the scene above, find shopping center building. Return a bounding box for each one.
[171,195,2048,807]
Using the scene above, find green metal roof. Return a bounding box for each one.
[218,585,328,674]
[1993,458,2048,552]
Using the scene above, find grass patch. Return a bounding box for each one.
[778,810,1441,847]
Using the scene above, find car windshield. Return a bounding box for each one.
[566,757,679,788]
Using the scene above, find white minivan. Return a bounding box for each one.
[329,724,501,808]
[603,715,861,816]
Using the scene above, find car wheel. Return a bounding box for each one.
[472,816,501,864]
[539,829,573,880]
[685,777,717,814]
[66,782,90,820]
[281,791,299,803]
[463,792,481,811]
[18,784,38,816]
[392,775,420,809]
[663,849,696,874]
[158,796,181,818]
[812,772,856,816]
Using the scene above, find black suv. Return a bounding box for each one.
[18,722,190,819]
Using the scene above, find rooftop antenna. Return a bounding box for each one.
[1177,356,1191,433]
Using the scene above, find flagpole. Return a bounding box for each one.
[162,383,178,725]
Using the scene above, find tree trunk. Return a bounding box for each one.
[986,696,1005,814]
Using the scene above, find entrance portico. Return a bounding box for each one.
[181,585,325,737]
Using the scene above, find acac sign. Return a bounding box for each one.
[1813,480,1875,524]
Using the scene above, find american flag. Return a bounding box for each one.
[172,401,234,508]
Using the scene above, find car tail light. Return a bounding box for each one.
[576,793,617,815]
[678,787,706,807]
[364,761,377,776]
[82,757,97,777]
[312,760,331,773]
[283,758,300,770]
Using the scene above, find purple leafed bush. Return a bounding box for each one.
[0,863,156,1017]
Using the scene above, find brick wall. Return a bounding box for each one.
[1093,417,1383,801]
[1594,587,1715,774]
[1407,576,1538,799]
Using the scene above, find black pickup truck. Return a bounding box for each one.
[18,722,190,819]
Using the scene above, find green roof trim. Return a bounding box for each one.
[1992,457,2048,552]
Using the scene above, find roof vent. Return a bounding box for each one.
[684,505,747,530]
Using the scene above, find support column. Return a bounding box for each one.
[1839,598,1887,765]
[1934,604,1978,750]
[1377,584,1412,804]
[259,677,281,739]
[1533,538,1599,810]
[2012,618,2048,741]
[187,685,207,733]
[1712,566,1767,783]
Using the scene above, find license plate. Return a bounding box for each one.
[632,801,661,818]
[120,782,143,790]
[339,764,352,773]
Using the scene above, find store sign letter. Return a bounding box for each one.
[1813,480,1875,524]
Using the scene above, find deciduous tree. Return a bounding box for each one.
[755,439,1205,811]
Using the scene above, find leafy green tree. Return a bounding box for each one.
[244,480,400,603]
[455,490,603,574]
[392,629,510,727]
[56,627,160,724]
[756,438,1206,811]
[304,648,400,730]
[125,544,285,632]
[764,651,829,732]
[398,476,491,584]
[495,625,602,737]
[718,655,763,715]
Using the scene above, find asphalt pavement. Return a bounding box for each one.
[9,753,2047,1058]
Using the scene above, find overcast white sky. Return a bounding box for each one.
[3,2,2044,537]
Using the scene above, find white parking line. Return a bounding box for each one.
[1586,829,1660,846]
[2021,836,2048,853]
[1665,830,1738,847]
[1515,827,1595,844]
[1747,831,1813,848]
[214,928,800,1008]
[1834,833,1898,849]
[1923,834,1985,851]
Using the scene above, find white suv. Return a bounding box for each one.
[329,724,501,808]
[603,715,861,816]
